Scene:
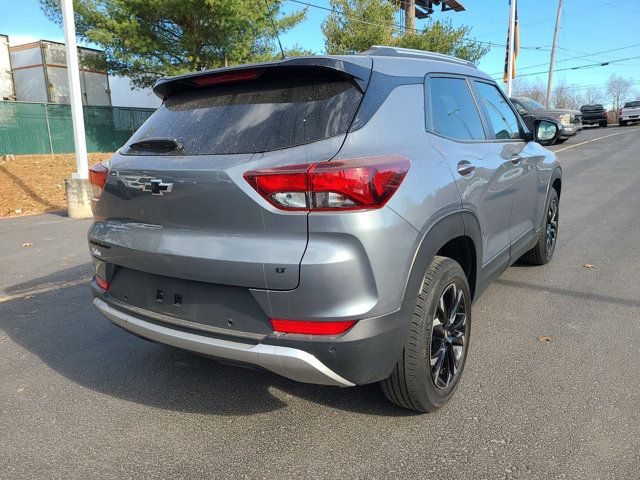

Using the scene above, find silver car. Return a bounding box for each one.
[88,46,562,412]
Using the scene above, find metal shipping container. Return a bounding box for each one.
[0,34,15,100]
[10,40,111,106]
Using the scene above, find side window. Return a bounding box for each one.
[428,77,486,141]
[474,82,522,140]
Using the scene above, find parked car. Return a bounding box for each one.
[580,104,608,127]
[88,46,563,413]
[511,96,582,143]
[619,100,640,126]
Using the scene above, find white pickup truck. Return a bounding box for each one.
[619,101,640,126]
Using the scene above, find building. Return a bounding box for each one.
[109,75,161,109]
[3,35,160,109]
[10,40,111,105]
[0,34,16,100]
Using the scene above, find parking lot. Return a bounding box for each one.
[1,126,639,479]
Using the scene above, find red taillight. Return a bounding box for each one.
[270,318,357,335]
[191,69,264,87]
[89,163,108,199]
[244,155,410,211]
[94,275,110,291]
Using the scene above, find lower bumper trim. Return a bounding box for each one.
[93,298,355,387]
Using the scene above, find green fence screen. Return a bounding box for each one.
[0,101,155,155]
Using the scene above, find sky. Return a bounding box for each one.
[1,0,639,100]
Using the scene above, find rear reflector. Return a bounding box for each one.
[94,275,110,291]
[244,155,410,211]
[270,318,357,335]
[89,163,109,199]
[190,69,264,87]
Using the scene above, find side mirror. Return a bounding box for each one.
[532,119,562,146]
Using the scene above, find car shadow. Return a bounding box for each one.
[3,263,93,296]
[0,281,414,417]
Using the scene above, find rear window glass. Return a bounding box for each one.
[624,101,640,108]
[122,75,362,155]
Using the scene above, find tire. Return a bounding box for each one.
[554,137,568,144]
[520,188,559,265]
[599,121,607,128]
[619,120,627,127]
[381,256,471,413]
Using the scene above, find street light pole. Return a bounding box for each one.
[404,0,416,31]
[62,0,93,218]
[61,0,88,179]
[546,0,563,108]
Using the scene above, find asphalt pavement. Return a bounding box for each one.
[1,126,639,479]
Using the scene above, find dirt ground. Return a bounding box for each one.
[0,152,113,218]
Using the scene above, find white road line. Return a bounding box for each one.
[554,127,640,153]
[0,277,91,303]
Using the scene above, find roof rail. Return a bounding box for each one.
[360,45,476,68]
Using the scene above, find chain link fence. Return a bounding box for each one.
[0,101,155,155]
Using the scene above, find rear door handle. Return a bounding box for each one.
[457,160,476,176]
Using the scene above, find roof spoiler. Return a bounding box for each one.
[152,56,373,101]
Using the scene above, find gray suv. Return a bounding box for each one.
[88,46,562,412]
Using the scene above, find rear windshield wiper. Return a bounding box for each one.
[128,138,183,153]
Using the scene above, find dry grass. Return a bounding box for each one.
[0,152,113,217]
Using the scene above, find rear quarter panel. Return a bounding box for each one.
[260,83,462,320]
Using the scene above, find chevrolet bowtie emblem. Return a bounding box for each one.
[142,179,173,196]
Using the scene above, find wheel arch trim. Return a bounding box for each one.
[402,211,481,304]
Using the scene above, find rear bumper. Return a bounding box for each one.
[559,124,582,137]
[94,297,355,387]
[93,292,413,387]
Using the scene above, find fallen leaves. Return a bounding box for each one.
[537,335,554,343]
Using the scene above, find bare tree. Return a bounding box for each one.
[583,87,603,105]
[552,81,582,109]
[606,74,632,120]
[512,77,546,104]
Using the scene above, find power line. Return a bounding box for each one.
[286,0,640,85]
[285,0,551,51]
[490,42,640,76]
[491,54,640,79]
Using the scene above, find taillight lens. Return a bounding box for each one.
[94,275,110,291]
[89,163,109,199]
[243,155,410,211]
[270,318,357,335]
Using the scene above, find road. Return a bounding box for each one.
[1,126,639,479]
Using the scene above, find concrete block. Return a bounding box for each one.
[65,178,93,219]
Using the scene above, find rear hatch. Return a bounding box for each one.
[90,57,372,291]
[623,101,640,118]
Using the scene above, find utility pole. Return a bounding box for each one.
[404,0,416,31]
[546,0,563,108]
[506,0,517,97]
[62,0,92,218]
